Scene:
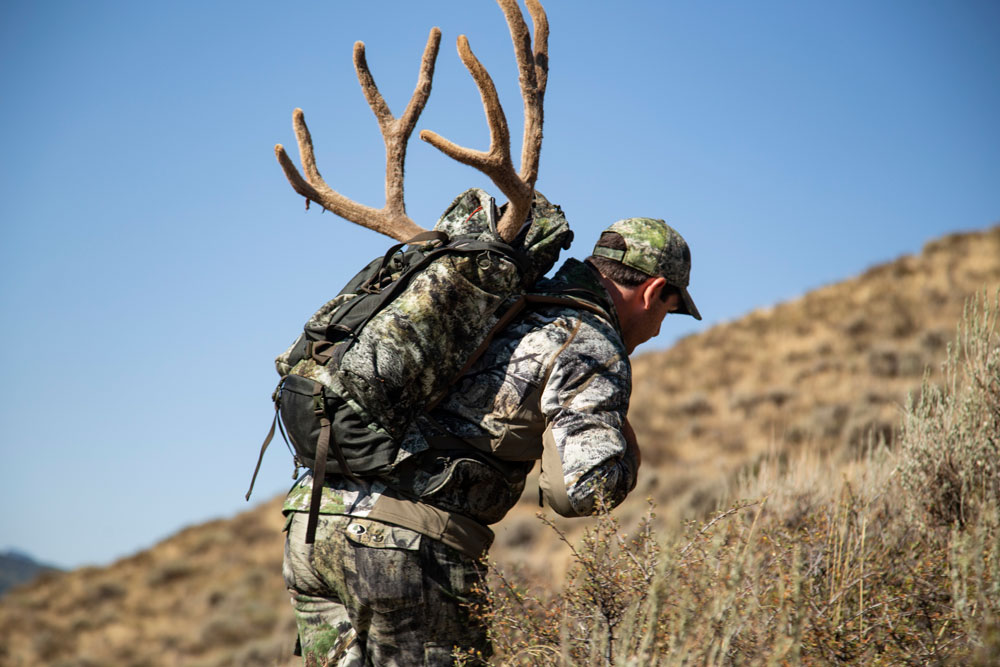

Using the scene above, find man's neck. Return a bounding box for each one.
[593,270,642,354]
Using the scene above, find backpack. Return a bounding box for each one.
[246,188,574,542]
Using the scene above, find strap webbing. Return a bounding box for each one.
[245,402,279,501]
[523,293,612,320]
[591,246,626,262]
[304,410,330,544]
[425,293,612,412]
[362,230,450,293]
[425,296,528,411]
[340,235,500,361]
[304,381,359,544]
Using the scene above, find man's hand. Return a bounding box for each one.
[623,417,640,469]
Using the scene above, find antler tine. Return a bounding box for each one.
[355,28,441,223]
[526,0,549,93]
[519,0,548,182]
[496,0,545,185]
[275,110,391,234]
[418,35,518,197]
[274,29,442,242]
[419,0,548,242]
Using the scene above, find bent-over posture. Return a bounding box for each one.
[282,217,701,665]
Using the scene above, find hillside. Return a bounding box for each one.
[629,224,1000,522]
[0,497,294,667]
[1,225,998,667]
[494,224,1000,574]
[0,551,60,598]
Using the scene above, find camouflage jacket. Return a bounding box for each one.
[283,258,638,557]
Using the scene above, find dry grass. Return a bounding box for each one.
[472,291,1000,665]
[500,225,1000,580]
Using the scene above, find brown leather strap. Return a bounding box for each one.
[304,381,359,544]
[523,293,612,321]
[304,412,330,544]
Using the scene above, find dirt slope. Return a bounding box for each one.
[629,225,1000,523]
[1,225,997,667]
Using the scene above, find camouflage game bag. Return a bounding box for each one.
[246,188,574,541]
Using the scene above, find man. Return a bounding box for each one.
[282,217,701,666]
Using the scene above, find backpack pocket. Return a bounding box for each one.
[418,455,527,525]
[278,374,399,475]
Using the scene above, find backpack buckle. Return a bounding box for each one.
[477,251,493,270]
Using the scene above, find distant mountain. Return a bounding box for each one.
[0,549,60,597]
[0,225,997,666]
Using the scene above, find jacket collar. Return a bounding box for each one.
[537,258,623,335]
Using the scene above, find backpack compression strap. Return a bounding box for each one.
[304,382,331,544]
[304,380,359,544]
[359,230,450,294]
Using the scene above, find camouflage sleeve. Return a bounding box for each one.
[538,313,637,517]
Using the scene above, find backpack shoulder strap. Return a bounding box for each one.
[523,292,612,321]
[424,291,611,411]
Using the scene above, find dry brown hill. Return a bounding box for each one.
[628,224,1000,524]
[0,496,294,667]
[2,225,998,667]
[494,225,1000,575]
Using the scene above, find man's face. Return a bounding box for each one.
[624,286,682,353]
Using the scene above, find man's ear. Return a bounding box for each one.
[641,276,668,310]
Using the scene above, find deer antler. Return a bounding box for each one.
[274,28,442,242]
[420,0,549,243]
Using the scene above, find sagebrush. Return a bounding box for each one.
[472,291,1000,665]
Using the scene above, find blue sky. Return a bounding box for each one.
[1,1,998,569]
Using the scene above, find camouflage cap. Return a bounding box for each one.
[592,217,702,320]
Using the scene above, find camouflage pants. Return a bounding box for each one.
[283,512,491,666]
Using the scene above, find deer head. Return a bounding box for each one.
[274,0,549,244]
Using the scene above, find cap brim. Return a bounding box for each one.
[678,286,702,321]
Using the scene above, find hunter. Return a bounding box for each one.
[262,1,702,664]
[281,216,701,665]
